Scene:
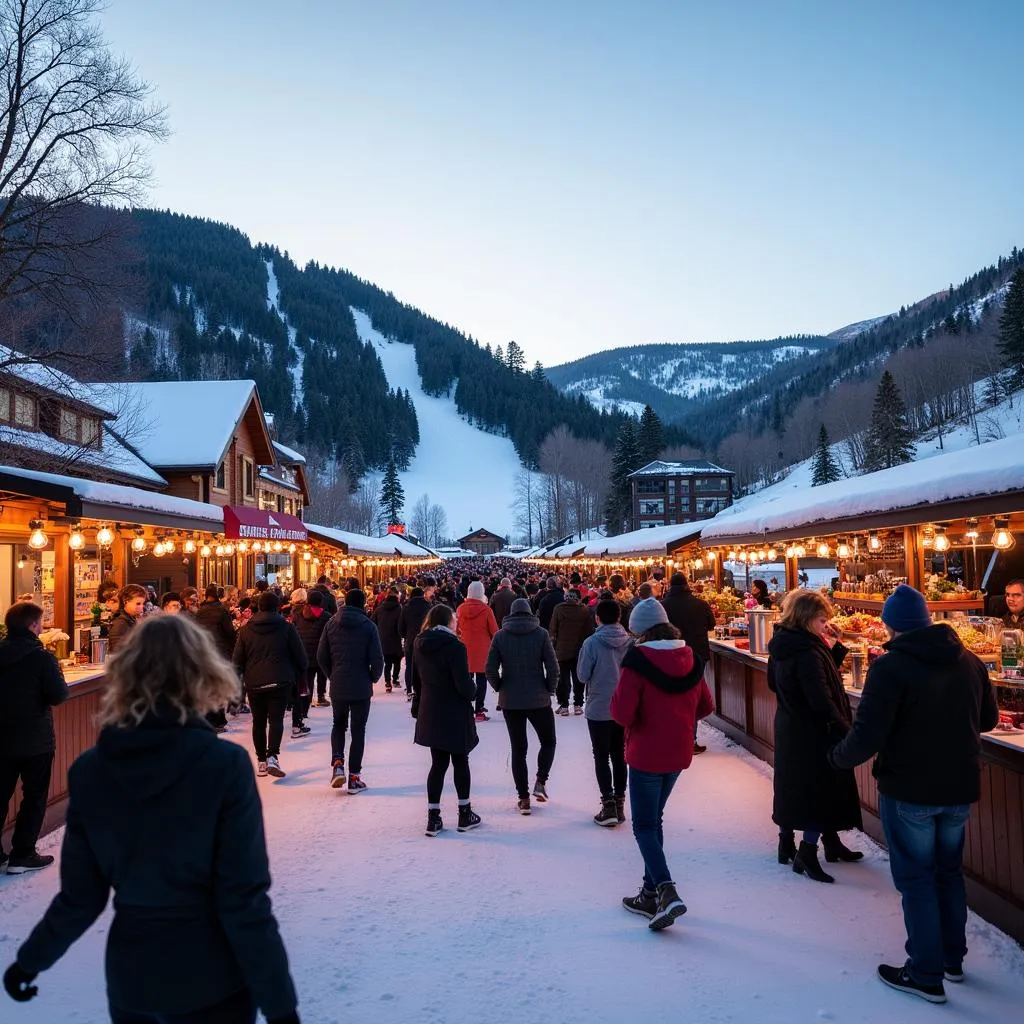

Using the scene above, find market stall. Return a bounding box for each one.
[304,523,441,587]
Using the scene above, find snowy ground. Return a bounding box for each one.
[353,309,523,538]
[2,694,1022,1024]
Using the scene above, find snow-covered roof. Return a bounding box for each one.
[0,463,224,530]
[0,424,166,487]
[582,521,704,558]
[701,435,1024,543]
[628,460,732,478]
[272,439,306,465]
[83,380,262,469]
[258,467,300,493]
[0,345,116,416]
[305,522,438,559]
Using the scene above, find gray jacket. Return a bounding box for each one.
[577,624,633,721]
[485,611,559,710]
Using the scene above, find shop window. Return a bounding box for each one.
[81,417,99,447]
[60,408,78,441]
[0,388,9,421]
[214,461,226,491]
[14,393,36,429]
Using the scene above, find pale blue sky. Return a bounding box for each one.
[102,0,1024,365]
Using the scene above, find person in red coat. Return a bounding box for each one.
[456,581,499,721]
[611,598,713,933]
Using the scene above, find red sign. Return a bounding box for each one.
[387,523,406,535]
[224,506,308,542]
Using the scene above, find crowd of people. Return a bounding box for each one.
[0,556,1001,1018]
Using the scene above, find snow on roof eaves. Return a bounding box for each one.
[701,435,1024,542]
[582,521,704,557]
[0,345,117,416]
[305,523,436,559]
[258,468,300,492]
[628,460,732,478]
[272,439,306,464]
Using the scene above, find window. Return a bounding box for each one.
[242,457,255,499]
[694,476,730,492]
[640,499,665,516]
[80,417,99,447]
[642,521,665,529]
[696,497,728,516]
[214,462,226,490]
[0,388,9,421]
[675,497,691,513]
[60,409,78,441]
[637,478,666,494]
[13,393,36,428]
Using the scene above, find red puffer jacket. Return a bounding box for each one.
[456,598,499,673]
[610,640,714,773]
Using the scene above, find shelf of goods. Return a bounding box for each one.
[705,635,1024,944]
[832,595,984,613]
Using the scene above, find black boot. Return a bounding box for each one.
[822,830,864,863]
[792,841,834,883]
[457,804,482,832]
[614,796,626,823]
[778,832,797,864]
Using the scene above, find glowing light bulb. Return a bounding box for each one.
[817,541,830,558]
[131,535,147,553]
[200,544,212,558]
[184,538,196,554]
[215,545,225,557]
[96,525,114,547]
[153,541,166,557]
[837,539,851,559]
[68,528,85,551]
[28,520,47,549]
[868,531,881,551]
[933,527,950,553]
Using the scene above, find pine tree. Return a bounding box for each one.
[997,266,1024,388]
[494,343,504,366]
[506,340,525,374]
[811,424,841,486]
[380,458,405,527]
[637,405,664,464]
[603,420,639,535]
[531,360,545,383]
[862,371,915,473]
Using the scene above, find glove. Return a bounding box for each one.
[268,1013,300,1024]
[3,962,38,1002]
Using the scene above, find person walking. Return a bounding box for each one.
[536,575,565,631]
[232,592,307,779]
[767,589,863,883]
[106,585,146,654]
[289,589,327,737]
[0,602,69,874]
[456,580,499,721]
[2,614,299,1023]
[549,588,595,716]
[576,599,632,827]
[196,583,240,731]
[611,598,713,931]
[829,585,999,1004]
[489,577,516,626]
[399,586,431,699]
[318,590,384,793]
[485,598,559,814]
[312,575,339,617]
[373,586,404,693]
[412,605,481,837]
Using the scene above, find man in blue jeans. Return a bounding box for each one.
[829,585,998,1004]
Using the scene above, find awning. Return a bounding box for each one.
[224,505,308,542]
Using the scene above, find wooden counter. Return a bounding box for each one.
[707,637,1024,944]
[3,668,107,848]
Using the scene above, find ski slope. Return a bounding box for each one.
[352,309,523,539]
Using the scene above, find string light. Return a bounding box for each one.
[965,518,979,541]
[28,519,48,549]
[131,529,146,553]
[184,538,197,554]
[200,543,212,558]
[68,526,85,551]
[163,538,175,554]
[836,538,851,559]
[153,540,166,557]
[96,525,114,547]
[992,517,1015,551]
[867,531,881,551]
[933,526,950,553]
[817,541,830,558]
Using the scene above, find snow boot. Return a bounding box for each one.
[615,796,626,823]
[457,804,482,832]
[330,760,346,789]
[792,841,834,883]
[517,796,531,815]
[822,831,864,863]
[594,798,618,827]
[877,964,946,1004]
[425,810,443,837]
[622,887,658,919]
[778,832,797,864]
[649,881,687,931]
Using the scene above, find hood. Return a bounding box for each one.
[459,599,490,620]
[0,629,45,667]
[767,624,824,661]
[502,612,542,634]
[415,627,463,656]
[593,623,633,650]
[665,583,691,598]
[303,604,324,620]
[406,595,430,613]
[621,639,703,693]
[380,595,400,608]
[883,623,968,666]
[246,610,287,635]
[95,711,217,801]
[337,605,371,629]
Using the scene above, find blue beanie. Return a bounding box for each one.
[881,584,932,633]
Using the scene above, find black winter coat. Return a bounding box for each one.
[411,628,479,754]
[830,624,999,805]
[766,625,862,832]
[16,711,297,1020]
[312,583,338,617]
[489,587,516,627]
[399,596,431,654]
[485,611,559,711]
[292,603,329,665]
[232,612,307,692]
[106,611,138,654]
[373,595,404,660]
[660,584,716,663]
[195,600,237,661]
[0,629,69,757]
[317,606,385,701]
[536,588,565,631]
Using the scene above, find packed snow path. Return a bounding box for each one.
[2,696,1022,1024]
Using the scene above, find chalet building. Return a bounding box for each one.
[458,527,505,556]
[628,460,734,531]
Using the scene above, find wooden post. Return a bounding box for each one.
[904,525,923,590]
[785,555,798,591]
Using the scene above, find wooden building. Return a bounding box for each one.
[628,460,734,531]
[458,528,505,556]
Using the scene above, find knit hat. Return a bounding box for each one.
[499,577,511,587]
[290,588,308,604]
[881,584,932,633]
[467,580,486,601]
[510,598,533,615]
[629,597,669,636]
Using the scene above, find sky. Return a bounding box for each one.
[101,0,1024,367]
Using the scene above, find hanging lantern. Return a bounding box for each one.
[693,558,704,570]
[992,517,1015,551]
[965,518,979,541]
[707,550,717,561]
[837,538,851,559]
[200,543,212,558]
[163,538,175,554]
[225,543,235,556]
[184,538,197,554]
[727,550,737,561]
[817,541,830,558]
[303,551,312,561]
[68,525,85,551]
[252,541,262,553]
[933,526,950,553]
[273,541,283,553]
[130,528,146,553]
[794,544,806,558]
[28,519,48,549]
[96,525,114,547]
[17,553,25,569]
[767,547,777,561]
[153,540,166,557]
[237,541,249,553]
[215,544,225,557]
[867,531,881,551]
[289,544,297,553]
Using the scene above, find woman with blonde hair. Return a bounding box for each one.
[2,614,299,1024]
[767,588,862,884]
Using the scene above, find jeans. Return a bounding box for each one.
[629,767,681,890]
[331,698,371,773]
[879,795,971,986]
[502,707,557,798]
[556,660,584,708]
[384,656,402,688]
[427,749,471,804]
[473,672,488,713]
[247,687,287,761]
[780,828,821,846]
[586,719,626,798]
[110,987,256,1023]
[0,753,53,857]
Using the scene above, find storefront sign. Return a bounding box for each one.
[387,523,406,535]
[224,506,308,542]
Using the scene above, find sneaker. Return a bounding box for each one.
[622,887,658,919]
[693,742,707,755]
[474,711,489,722]
[944,965,964,984]
[300,724,311,734]
[615,796,626,823]
[266,755,286,778]
[457,804,482,832]
[517,796,532,815]
[556,706,570,716]
[425,810,443,837]
[257,760,268,777]
[291,726,304,738]
[532,779,548,803]
[238,704,251,714]
[573,705,584,716]
[649,881,687,931]
[330,761,346,788]
[877,964,946,1004]
[348,773,367,794]
[5,852,55,874]
[385,684,392,693]
[319,697,331,708]
[594,798,618,827]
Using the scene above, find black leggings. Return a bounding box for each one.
[248,687,286,760]
[384,656,401,687]
[502,706,557,799]
[556,660,584,708]
[587,718,627,798]
[427,748,471,804]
